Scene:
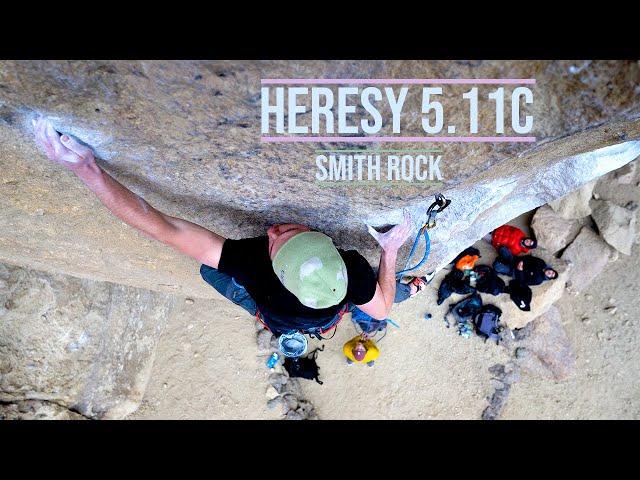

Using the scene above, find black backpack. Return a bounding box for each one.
[437,268,476,305]
[283,345,324,385]
[445,292,483,327]
[473,305,503,344]
[473,265,506,296]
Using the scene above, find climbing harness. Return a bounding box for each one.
[396,193,451,279]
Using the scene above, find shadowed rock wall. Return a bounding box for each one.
[0,263,177,419]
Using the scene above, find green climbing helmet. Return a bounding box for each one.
[271,231,348,309]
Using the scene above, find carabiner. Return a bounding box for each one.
[425,193,451,229]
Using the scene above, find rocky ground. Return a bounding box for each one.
[133,159,640,420]
[502,247,640,419]
[130,298,281,420]
[129,236,639,420]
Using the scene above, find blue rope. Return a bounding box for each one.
[396,227,431,278]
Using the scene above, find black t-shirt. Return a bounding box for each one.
[216,235,377,328]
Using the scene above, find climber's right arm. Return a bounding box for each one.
[33,118,225,268]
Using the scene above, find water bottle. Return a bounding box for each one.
[266,352,279,369]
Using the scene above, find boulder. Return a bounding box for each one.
[530,205,584,254]
[590,200,637,255]
[494,248,570,330]
[511,306,575,381]
[285,409,304,420]
[0,262,177,419]
[613,158,637,184]
[549,180,596,219]
[561,226,618,294]
[264,385,279,400]
[266,396,285,411]
[0,61,639,298]
[592,158,640,209]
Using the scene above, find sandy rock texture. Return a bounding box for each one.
[130,297,283,420]
[0,263,177,419]
[1,61,639,299]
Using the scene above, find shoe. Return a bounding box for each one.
[408,276,428,297]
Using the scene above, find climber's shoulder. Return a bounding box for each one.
[338,248,377,306]
[218,236,270,272]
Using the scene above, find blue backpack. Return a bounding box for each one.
[473,305,503,344]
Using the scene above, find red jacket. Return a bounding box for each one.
[491,225,530,256]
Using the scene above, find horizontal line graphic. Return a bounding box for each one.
[315,149,443,153]
[262,136,536,143]
[261,78,536,85]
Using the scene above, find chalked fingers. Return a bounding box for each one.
[34,117,56,161]
[60,134,93,160]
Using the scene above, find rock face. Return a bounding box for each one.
[562,227,618,294]
[0,262,177,419]
[0,60,639,298]
[590,200,637,255]
[531,205,584,254]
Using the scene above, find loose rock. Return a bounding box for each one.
[511,306,576,381]
[266,397,284,410]
[549,180,596,219]
[531,205,583,253]
[268,373,288,388]
[613,159,637,184]
[282,394,298,411]
[265,386,279,400]
[285,410,304,420]
[562,227,617,294]
[591,200,637,255]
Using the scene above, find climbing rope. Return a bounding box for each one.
[396,193,451,279]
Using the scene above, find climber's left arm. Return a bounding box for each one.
[33,118,226,268]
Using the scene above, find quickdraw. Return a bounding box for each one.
[396,193,451,279]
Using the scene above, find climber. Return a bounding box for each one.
[490,224,537,257]
[32,117,426,341]
[343,333,379,367]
